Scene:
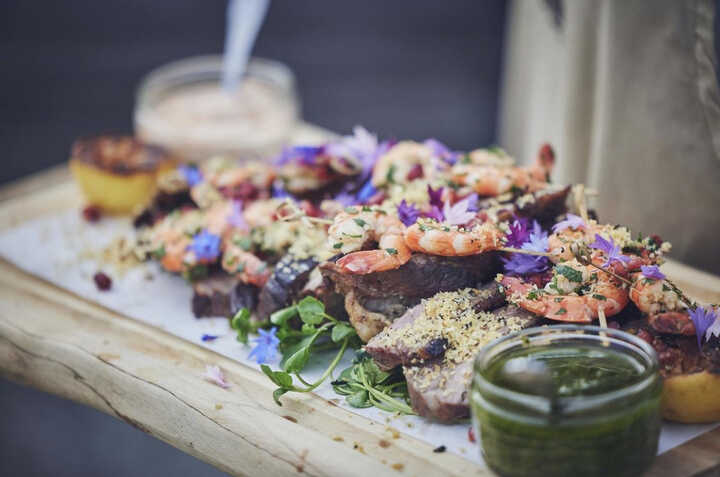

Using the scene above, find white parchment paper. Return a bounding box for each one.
[0,210,716,465]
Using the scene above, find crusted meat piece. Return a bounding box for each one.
[364,287,540,421]
[256,254,318,320]
[191,273,258,318]
[365,283,507,368]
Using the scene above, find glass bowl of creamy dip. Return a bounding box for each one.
[134,55,299,161]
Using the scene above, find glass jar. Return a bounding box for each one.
[471,325,662,477]
[134,55,300,161]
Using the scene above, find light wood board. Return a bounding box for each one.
[1,123,719,476]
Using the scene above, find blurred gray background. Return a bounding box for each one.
[0,1,506,475]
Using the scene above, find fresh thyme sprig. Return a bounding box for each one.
[276,199,333,226]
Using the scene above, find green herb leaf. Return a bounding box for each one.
[270,306,298,326]
[385,248,398,255]
[353,218,367,227]
[331,323,355,343]
[333,242,343,249]
[272,388,288,406]
[592,294,607,301]
[555,265,584,283]
[386,164,396,184]
[347,389,371,408]
[556,308,567,315]
[344,207,358,214]
[153,245,166,259]
[230,308,253,344]
[297,296,325,325]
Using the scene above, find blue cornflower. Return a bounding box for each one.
[248,327,280,364]
[178,165,203,187]
[188,229,221,261]
[356,180,378,203]
[201,334,219,342]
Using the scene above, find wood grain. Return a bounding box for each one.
[1,123,719,476]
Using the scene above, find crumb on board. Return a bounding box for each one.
[352,442,365,454]
[385,427,400,439]
[283,415,298,423]
[378,439,391,448]
[391,463,404,471]
[215,403,223,410]
[433,445,446,453]
[332,436,344,442]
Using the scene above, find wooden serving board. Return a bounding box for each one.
[1,124,720,477]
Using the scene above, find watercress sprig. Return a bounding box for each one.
[332,351,415,415]
[259,296,360,405]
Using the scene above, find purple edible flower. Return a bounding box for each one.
[178,165,203,187]
[188,229,221,261]
[202,365,230,389]
[271,180,293,199]
[689,306,719,350]
[502,221,551,275]
[423,205,444,222]
[201,334,219,342]
[424,138,460,165]
[427,185,444,209]
[228,200,248,230]
[333,191,357,207]
[552,214,586,233]
[326,126,387,179]
[505,217,531,248]
[465,193,480,212]
[274,145,325,166]
[705,307,720,342]
[397,200,420,227]
[248,327,280,364]
[640,265,666,281]
[589,233,631,268]
[442,197,476,226]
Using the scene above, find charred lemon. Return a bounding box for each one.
[70,136,174,214]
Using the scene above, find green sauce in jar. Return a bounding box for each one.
[471,326,662,477]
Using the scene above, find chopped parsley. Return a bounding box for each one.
[333,242,343,249]
[344,207,358,214]
[385,248,398,255]
[593,294,607,301]
[353,218,367,227]
[556,308,567,315]
[386,164,396,184]
[555,265,584,283]
[153,245,166,259]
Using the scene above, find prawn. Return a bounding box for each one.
[450,143,554,196]
[629,272,695,335]
[501,258,629,322]
[329,207,411,274]
[403,220,503,256]
[371,141,436,187]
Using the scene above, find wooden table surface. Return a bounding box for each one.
[1,123,720,476]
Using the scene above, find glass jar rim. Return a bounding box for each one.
[135,54,297,108]
[473,325,660,417]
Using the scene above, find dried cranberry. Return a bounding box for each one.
[406,164,424,181]
[82,205,102,223]
[93,272,112,291]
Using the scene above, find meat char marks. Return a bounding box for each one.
[364,286,540,421]
[321,252,500,342]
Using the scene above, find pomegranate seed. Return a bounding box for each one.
[468,427,476,443]
[406,164,424,181]
[82,205,102,223]
[93,272,112,291]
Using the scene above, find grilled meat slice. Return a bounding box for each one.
[320,252,500,299]
[404,360,474,421]
[191,273,258,318]
[365,283,507,369]
[365,287,540,421]
[256,254,318,320]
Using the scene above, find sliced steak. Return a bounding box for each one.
[365,283,507,368]
[256,254,318,320]
[364,287,541,421]
[404,360,474,421]
[320,252,500,299]
[191,273,258,318]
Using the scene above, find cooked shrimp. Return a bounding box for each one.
[450,144,554,196]
[149,209,205,272]
[404,220,503,256]
[221,241,271,287]
[501,259,629,322]
[329,207,411,274]
[629,272,694,335]
[371,141,436,187]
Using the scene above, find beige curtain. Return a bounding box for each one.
[500,0,720,274]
